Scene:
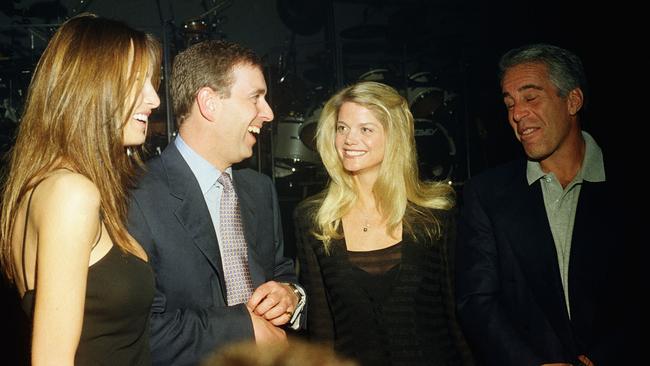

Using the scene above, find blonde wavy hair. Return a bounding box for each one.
[0,13,161,283]
[312,81,454,251]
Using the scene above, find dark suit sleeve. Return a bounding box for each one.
[128,196,253,366]
[455,180,542,365]
[439,210,475,366]
[269,180,298,284]
[267,179,306,329]
[293,203,335,343]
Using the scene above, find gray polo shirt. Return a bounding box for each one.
[526,131,605,318]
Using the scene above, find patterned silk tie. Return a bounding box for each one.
[218,172,254,305]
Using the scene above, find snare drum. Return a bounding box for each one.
[274,115,319,164]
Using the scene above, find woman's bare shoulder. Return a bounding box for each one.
[31,170,101,219]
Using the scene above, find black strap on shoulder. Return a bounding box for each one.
[92,223,102,249]
[21,182,42,291]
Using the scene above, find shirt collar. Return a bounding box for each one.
[580,131,606,183]
[526,130,606,186]
[174,135,232,194]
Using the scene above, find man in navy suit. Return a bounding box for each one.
[456,44,625,366]
[128,40,305,366]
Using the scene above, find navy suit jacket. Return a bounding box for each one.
[128,143,297,366]
[456,159,625,366]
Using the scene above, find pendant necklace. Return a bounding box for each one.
[360,205,373,232]
[357,198,377,233]
[362,218,370,232]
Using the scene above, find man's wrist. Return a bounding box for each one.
[286,282,303,304]
[284,282,306,327]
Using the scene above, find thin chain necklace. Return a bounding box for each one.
[359,204,375,233]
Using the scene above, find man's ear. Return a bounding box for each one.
[197,87,219,120]
[567,87,584,116]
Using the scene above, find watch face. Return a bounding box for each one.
[288,283,302,301]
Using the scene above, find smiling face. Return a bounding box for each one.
[122,70,160,146]
[211,62,274,170]
[122,41,160,147]
[334,102,386,179]
[501,62,580,162]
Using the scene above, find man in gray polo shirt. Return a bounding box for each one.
[455,44,625,366]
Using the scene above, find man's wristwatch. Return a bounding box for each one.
[284,282,306,326]
[286,282,303,304]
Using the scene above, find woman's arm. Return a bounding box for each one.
[30,173,101,366]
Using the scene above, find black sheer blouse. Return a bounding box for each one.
[294,202,473,366]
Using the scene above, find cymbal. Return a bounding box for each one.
[182,20,208,34]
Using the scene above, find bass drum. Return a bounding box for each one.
[414,118,456,182]
[273,113,319,165]
[407,71,450,120]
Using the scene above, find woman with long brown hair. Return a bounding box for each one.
[0,14,160,365]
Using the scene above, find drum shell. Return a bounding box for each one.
[413,118,456,181]
[407,71,445,119]
[274,116,319,164]
[358,68,391,82]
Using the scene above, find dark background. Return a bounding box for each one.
[1,0,626,364]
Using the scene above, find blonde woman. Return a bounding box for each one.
[294,81,472,366]
[0,14,160,365]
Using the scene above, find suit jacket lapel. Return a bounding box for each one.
[568,180,611,337]
[503,165,576,348]
[162,144,227,299]
[232,170,265,287]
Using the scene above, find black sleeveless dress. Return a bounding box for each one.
[20,186,154,365]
